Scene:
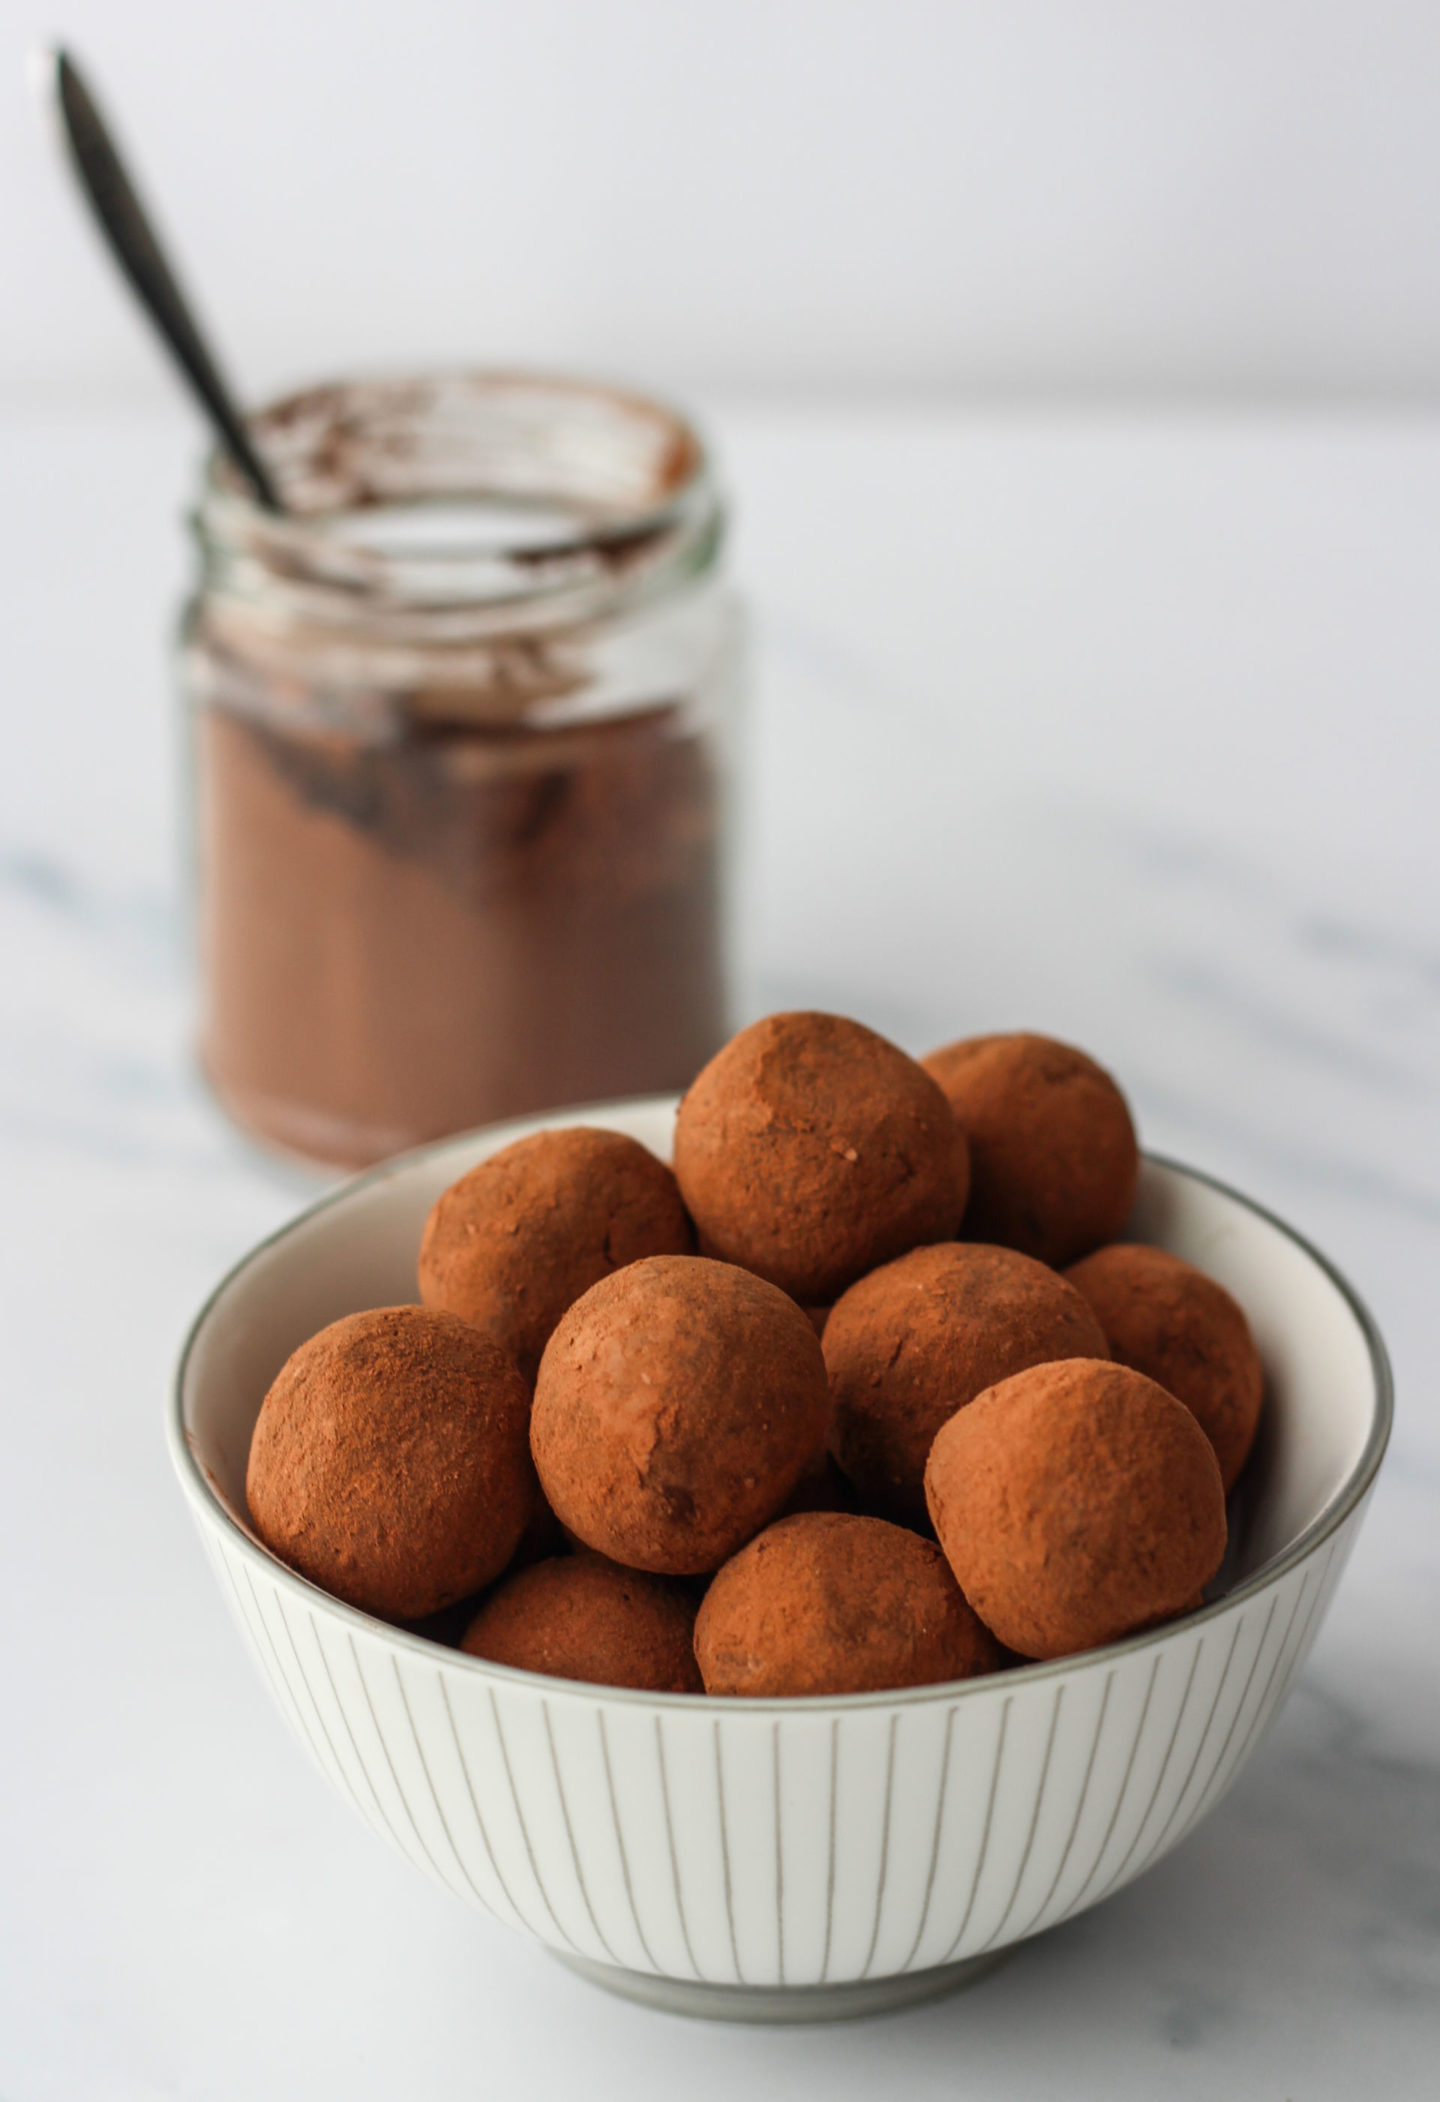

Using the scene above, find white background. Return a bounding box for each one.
[7,0,1440,406]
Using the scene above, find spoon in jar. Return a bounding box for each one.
[31,43,284,512]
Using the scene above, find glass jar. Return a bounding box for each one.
[182,371,741,1169]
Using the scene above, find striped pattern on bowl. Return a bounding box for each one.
[202,1507,1357,1986]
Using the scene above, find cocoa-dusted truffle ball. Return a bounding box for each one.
[461,1553,703,1693]
[694,1512,1002,1697]
[925,1358,1226,1659]
[1064,1243,1264,1491]
[418,1127,694,1382]
[246,1307,532,1620]
[531,1255,830,1574]
[673,1012,970,1304]
[921,1032,1138,1268]
[825,1242,1109,1523]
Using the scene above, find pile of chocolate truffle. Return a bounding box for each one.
[246,1016,1264,1698]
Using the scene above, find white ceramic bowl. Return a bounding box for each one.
[170,1098,1391,2022]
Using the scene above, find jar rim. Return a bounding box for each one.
[194,368,724,625]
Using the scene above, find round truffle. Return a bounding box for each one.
[1064,1243,1264,1491]
[925,1358,1227,1660]
[531,1255,831,1574]
[921,1032,1138,1267]
[673,1012,970,1304]
[460,1553,703,1693]
[694,1512,1003,1697]
[825,1241,1109,1523]
[418,1127,694,1382]
[246,1306,533,1620]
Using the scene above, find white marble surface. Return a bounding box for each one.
[1,398,1438,2099]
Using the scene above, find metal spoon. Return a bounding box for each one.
[34,44,283,512]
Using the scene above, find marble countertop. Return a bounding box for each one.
[2,397,1437,2100]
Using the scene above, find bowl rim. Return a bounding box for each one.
[168,1106,1394,1715]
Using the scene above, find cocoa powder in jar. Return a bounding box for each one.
[185,372,737,1168]
[197,685,725,1166]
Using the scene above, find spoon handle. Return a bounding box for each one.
[43,47,283,512]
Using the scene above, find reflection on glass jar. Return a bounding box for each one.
[182,371,742,1169]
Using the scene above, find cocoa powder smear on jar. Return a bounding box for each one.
[182,372,741,1167]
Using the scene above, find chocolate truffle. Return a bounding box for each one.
[1064,1243,1264,1491]
[673,1012,970,1304]
[921,1032,1138,1268]
[825,1241,1109,1523]
[925,1358,1226,1659]
[531,1254,830,1574]
[694,1512,1003,1697]
[246,1306,532,1620]
[461,1553,703,1693]
[418,1127,694,1382]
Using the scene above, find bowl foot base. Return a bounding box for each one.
[551,1948,1009,2023]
